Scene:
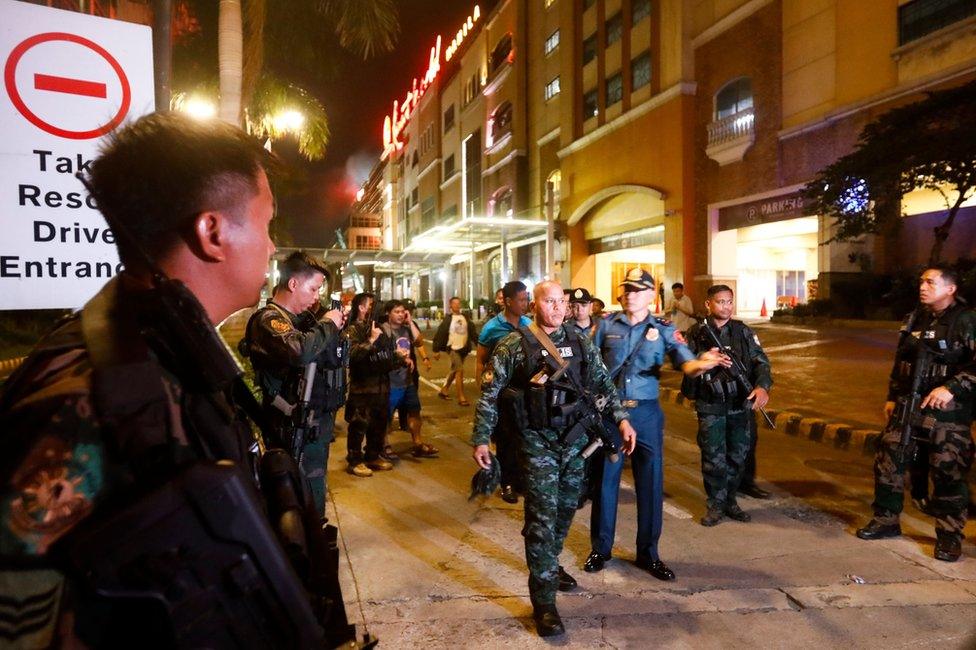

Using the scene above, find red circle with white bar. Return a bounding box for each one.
[4,32,131,140]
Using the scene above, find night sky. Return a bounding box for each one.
[280,0,483,247]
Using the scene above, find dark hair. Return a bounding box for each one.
[450,295,461,302]
[672,282,684,290]
[707,284,734,297]
[927,264,959,286]
[275,250,328,292]
[350,292,375,323]
[502,281,527,301]
[85,112,269,268]
[593,298,605,310]
[385,299,406,314]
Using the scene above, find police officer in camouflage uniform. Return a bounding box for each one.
[682,284,772,527]
[472,281,636,637]
[857,266,976,561]
[240,251,345,517]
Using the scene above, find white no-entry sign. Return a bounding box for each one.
[0,0,154,310]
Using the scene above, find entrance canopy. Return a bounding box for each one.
[403,215,550,255]
[274,246,453,275]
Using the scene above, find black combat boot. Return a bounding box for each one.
[557,566,577,591]
[725,503,751,522]
[934,532,962,562]
[700,507,724,527]
[855,519,902,540]
[533,604,565,637]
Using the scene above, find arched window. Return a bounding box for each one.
[489,186,514,218]
[488,101,513,146]
[715,77,753,120]
[490,33,514,74]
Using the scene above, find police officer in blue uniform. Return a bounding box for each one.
[585,269,727,580]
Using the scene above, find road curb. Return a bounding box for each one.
[0,356,25,380]
[658,386,881,457]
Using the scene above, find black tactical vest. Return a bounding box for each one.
[681,319,750,405]
[505,325,588,431]
[894,302,969,395]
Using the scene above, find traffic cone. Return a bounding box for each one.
[760,298,768,317]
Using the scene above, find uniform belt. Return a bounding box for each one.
[621,399,639,408]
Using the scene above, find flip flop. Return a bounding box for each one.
[438,392,451,400]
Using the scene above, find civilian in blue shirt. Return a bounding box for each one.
[585,269,727,581]
[476,280,532,503]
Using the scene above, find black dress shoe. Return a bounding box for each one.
[557,566,577,591]
[637,557,675,581]
[739,483,771,499]
[500,484,519,504]
[725,503,752,522]
[532,604,565,637]
[583,551,611,573]
[935,533,962,562]
[855,519,902,540]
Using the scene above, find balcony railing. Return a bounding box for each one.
[705,107,755,166]
[706,108,755,147]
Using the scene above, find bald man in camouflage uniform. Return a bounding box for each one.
[472,281,635,637]
[857,266,976,562]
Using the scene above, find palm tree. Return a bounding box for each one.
[214,0,399,154]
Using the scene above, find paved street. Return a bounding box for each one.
[326,347,976,649]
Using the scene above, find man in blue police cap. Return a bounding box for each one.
[585,268,727,580]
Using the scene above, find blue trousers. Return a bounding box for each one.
[590,400,664,561]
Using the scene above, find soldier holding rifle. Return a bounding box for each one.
[857,266,976,562]
[682,284,773,527]
[241,250,345,517]
[471,281,636,637]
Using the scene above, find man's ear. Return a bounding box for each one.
[287,275,300,293]
[190,210,227,262]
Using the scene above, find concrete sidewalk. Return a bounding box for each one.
[325,364,976,648]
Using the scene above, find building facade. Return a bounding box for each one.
[355,0,976,313]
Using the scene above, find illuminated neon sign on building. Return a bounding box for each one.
[381,5,482,160]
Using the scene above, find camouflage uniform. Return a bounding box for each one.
[241,302,342,513]
[872,304,976,540]
[0,277,255,646]
[683,319,772,510]
[472,324,627,607]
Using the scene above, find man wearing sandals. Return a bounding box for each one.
[383,300,439,459]
[433,296,478,406]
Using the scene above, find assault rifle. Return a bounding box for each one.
[887,309,936,458]
[526,324,621,463]
[701,320,776,430]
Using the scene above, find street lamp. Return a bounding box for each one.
[272,109,305,135]
[173,93,217,120]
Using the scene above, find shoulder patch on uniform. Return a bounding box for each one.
[673,330,687,345]
[270,318,291,334]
